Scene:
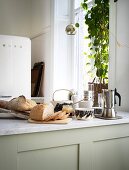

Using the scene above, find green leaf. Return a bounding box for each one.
[84,36,89,39]
[83,52,87,55]
[96,68,103,77]
[75,23,79,28]
[88,55,94,59]
[81,3,88,10]
[86,62,91,66]
[87,70,92,74]
[88,42,92,47]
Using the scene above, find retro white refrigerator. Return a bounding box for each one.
[0,35,31,100]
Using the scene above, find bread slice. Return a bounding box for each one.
[59,113,70,120]
[52,111,67,120]
[42,103,54,120]
[44,111,60,121]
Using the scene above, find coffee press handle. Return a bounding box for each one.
[115,88,121,106]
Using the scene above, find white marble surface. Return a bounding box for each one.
[0,111,129,136]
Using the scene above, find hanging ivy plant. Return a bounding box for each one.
[80,0,109,83]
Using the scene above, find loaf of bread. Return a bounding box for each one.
[30,103,54,121]
[0,100,8,109]
[6,95,37,112]
[30,103,69,121]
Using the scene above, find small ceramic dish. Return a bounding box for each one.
[75,108,94,120]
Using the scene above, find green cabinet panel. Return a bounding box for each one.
[92,137,129,170]
[0,136,17,170]
[18,145,79,170]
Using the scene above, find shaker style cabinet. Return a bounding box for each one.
[1,123,129,170]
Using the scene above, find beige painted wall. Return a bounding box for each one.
[0,0,51,38]
[31,0,50,36]
[0,0,32,37]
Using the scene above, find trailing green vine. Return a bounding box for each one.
[79,0,109,83]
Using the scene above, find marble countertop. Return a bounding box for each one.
[0,111,129,136]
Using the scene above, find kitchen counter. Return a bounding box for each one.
[0,111,129,136]
[1,111,129,170]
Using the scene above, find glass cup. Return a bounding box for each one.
[98,93,102,107]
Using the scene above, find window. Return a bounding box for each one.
[73,0,93,97]
[73,0,109,99]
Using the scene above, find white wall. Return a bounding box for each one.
[31,0,52,102]
[109,0,129,111]
[0,0,31,37]
[116,0,129,111]
[31,32,52,100]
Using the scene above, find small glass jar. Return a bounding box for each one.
[98,93,102,107]
[71,92,79,109]
[79,90,94,108]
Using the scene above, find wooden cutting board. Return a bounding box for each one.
[28,118,72,124]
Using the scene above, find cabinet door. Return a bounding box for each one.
[17,144,79,170]
[0,136,17,170]
[92,137,129,170]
